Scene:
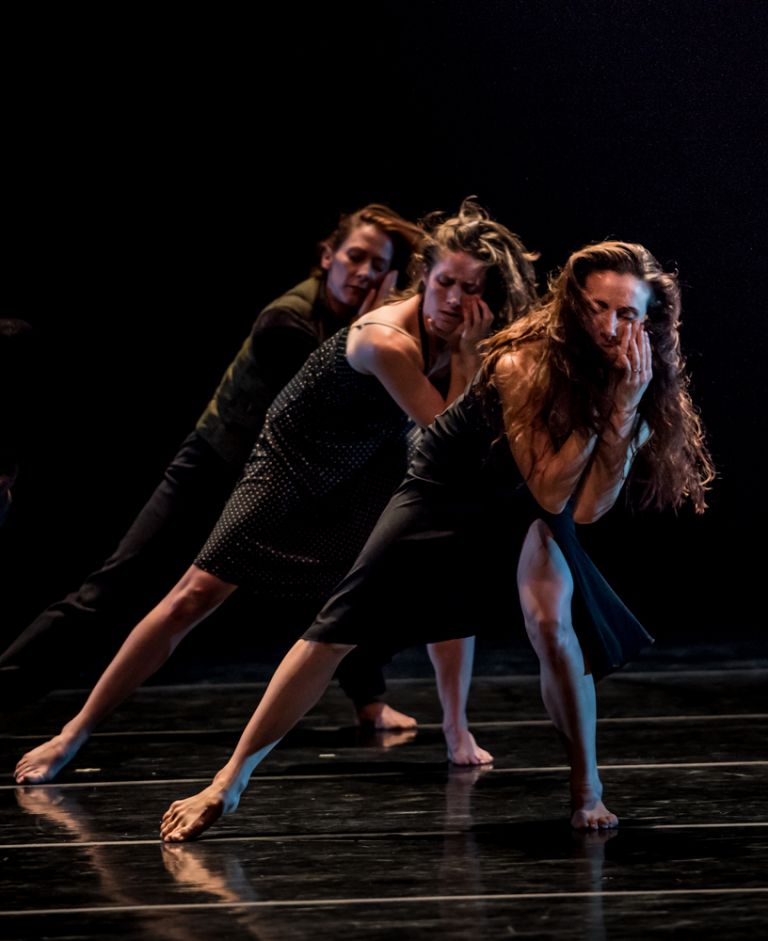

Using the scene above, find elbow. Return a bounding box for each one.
[572,507,600,525]
[533,493,570,515]
[528,471,579,516]
[527,481,571,515]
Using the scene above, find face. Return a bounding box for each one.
[321,223,394,315]
[422,250,487,338]
[583,270,650,356]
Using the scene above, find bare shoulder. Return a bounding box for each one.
[347,315,421,376]
[493,340,546,395]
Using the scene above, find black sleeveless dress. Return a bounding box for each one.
[195,327,414,600]
[304,386,653,680]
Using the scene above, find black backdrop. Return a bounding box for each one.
[3,1,766,654]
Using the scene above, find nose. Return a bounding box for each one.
[600,310,618,338]
[353,260,375,284]
[446,285,463,309]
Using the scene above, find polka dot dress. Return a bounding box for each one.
[195,328,411,599]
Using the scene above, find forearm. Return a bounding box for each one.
[573,408,644,522]
[444,351,479,408]
[428,636,475,731]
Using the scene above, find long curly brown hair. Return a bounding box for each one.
[476,241,714,513]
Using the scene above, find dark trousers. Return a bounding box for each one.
[0,431,385,707]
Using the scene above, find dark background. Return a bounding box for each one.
[3,1,766,663]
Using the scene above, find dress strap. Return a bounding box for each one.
[352,320,420,346]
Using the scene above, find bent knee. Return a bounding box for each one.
[524,615,576,657]
[166,568,233,621]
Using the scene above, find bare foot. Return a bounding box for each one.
[570,796,619,830]
[444,728,494,766]
[357,702,417,730]
[161,776,242,843]
[14,731,87,784]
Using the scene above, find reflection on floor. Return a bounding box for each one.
[1,644,766,939]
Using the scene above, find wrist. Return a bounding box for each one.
[454,347,480,370]
[608,404,638,428]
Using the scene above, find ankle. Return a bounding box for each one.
[442,718,469,734]
[570,778,603,805]
[357,702,385,719]
[213,762,250,797]
[59,719,91,746]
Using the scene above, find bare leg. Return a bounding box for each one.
[517,521,617,830]
[14,566,235,784]
[428,638,493,766]
[160,638,354,842]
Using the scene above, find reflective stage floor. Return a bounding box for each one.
[1,643,766,939]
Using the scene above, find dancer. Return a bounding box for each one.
[14,199,539,783]
[0,204,422,722]
[155,240,713,840]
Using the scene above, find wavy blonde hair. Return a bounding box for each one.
[403,197,539,329]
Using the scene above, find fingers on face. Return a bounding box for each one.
[612,322,651,383]
[617,321,632,360]
[627,322,652,379]
[642,330,652,374]
[462,296,478,322]
[463,297,493,336]
[379,270,397,300]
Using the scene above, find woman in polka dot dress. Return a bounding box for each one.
[15,200,538,785]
